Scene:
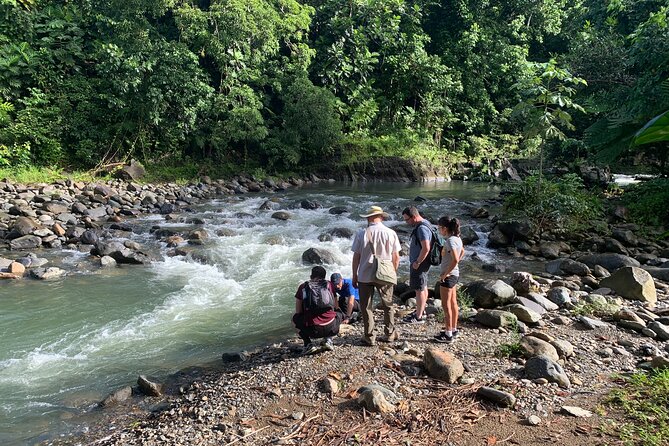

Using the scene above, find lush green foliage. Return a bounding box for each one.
[503,173,603,235]
[608,368,669,446]
[621,179,669,227]
[0,0,667,174]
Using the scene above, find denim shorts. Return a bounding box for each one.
[440,275,459,288]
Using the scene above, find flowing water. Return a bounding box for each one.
[0,181,509,445]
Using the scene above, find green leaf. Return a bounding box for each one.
[633,110,669,146]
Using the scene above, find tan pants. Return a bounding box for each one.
[358,282,395,338]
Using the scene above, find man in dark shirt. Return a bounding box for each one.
[292,266,342,354]
[330,272,360,324]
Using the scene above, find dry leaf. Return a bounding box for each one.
[487,435,498,445]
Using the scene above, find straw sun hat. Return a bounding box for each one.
[359,205,390,218]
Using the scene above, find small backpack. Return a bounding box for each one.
[302,279,335,313]
[412,221,444,266]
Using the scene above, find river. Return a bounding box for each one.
[0,181,507,445]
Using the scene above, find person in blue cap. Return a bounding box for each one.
[330,272,360,324]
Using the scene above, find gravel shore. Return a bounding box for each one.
[52,296,669,446]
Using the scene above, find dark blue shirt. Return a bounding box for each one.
[334,278,359,301]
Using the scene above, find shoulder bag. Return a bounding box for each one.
[366,227,397,285]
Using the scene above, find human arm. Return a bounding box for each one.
[439,244,460,281]
[392,250,400,271]
[412,238,430,270]
[352,252,361,288]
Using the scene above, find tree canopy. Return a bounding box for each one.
[0,0,667,173]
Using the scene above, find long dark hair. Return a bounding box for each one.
[438,216,460,236]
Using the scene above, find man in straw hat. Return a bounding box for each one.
[351,205,401,345]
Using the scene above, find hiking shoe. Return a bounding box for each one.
[433,333,453,344]
[401,312,426,324]
[302,343,320,355]
[361,336,377,346]
[380,331,400,343]
[322,338,334,351]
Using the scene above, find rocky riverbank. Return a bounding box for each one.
[50,256,669,445]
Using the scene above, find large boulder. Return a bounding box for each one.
[92,240,152,264]
[302,247,337,265]
[510,272,541,295]
[497,219,535,241]
[9,216,38,237]
[116,159,146,181]
[475,309,518,329]
[520,336,559,362]
[546,259,591,277]
[460,226,480,245]
[546,287,572,307]
[9,235,42,250]
[524,355,570,388]
[423,347,464,383]
[503,304,542,324]
[526,292,559,311]
[577,253,640,272]
[643,267,669,282]
[600,266,656,304]
[29,267,66,280]
[486,226,509,248]
[464,280,517,308]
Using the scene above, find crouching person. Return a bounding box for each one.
[292,266,343,355]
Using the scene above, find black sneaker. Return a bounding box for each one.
[433,333,453,344]
[452,329,460,339]
[401,312,426,324]
[302,343,320,355]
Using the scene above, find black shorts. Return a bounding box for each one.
[440,275,459,288]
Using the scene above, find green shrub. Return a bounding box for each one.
[621,179,669,228]
[608,368,669,446]
[503,173,603,237]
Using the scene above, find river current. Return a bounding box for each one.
[0,181,506,445]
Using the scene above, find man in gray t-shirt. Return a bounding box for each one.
[401,206,432,324]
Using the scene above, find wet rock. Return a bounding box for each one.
[497,219,534,241]
[300,200,321,210]
[29,267,66,280]
[476,387,516,408]
[464,280,516,308]
[460,226,479,245]
[8,262,25,275]
[271,211,291,221]
[486,226,509,248]
[92,240,152,264]
[137,375,162,397]
[100,256,117,268]
[471,207,489,218]
[600,266,657,304]
[329,228,354,238]
[577,253,640,272]
[301,247,337,265]
[423,347,464,383]
[328,206,349,215]
[221,352,250,363]
[80,230,99,245]
[100,386,133,407]
[524,355,570,388]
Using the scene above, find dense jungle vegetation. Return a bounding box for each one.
[0,0,668,177]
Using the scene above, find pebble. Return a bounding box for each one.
[527,415,541,426]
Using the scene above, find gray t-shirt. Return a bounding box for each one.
[441,235,463,277]
[409,221,432,263]
[352,222,401,283]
